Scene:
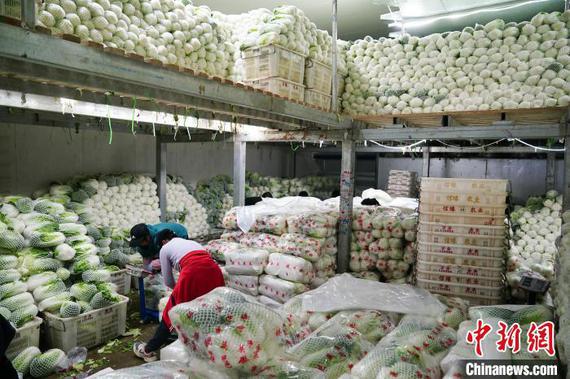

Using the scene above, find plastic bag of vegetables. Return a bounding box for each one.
[259,275,310,304]
[205,240,242,262]
[265,253,315,284]
[226,274,259,296]
[169,288,292,375]
[224,247,269,276]
[278,234,324,262]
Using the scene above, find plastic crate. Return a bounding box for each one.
[0,0,21,19]
[245,78,305,102]
[304,89,331,110]
[419,211,506,226]
[43,295,129,352]
[417,278,503,303]
[419,221,506,238]
[242,45,305,84]
[418,241,504,258]
[416,269,504,288]
[417,251,504,269]
[416,259,504,279]
[5,317,42,360]
[110,269,131,295]
[420,202,506,217]
[420,178,509,194]
[417,231,505,248]
[420,191,508,207]
[305,59,332,93]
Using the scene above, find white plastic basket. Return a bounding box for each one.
[420,202,506,217]
[245,77,305,102]
[417,278,503,304]
[304,89,331,110]
[416,259,504,279]
[417,231,505,248]
[418,241,505,258]
[417,251,504,269]
[416,269,504,288]
[420,191,507,207]
[242,45,305,84]
[6,317,42,360]
[419,211,506,226]
[420,178,509,194]
[304,59,332,94]
[419,222,506,238]
[43,295,129,352]
[109,269,131,295]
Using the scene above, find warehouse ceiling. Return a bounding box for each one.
[195,0,564,39]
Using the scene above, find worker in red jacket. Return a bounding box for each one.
[133,229,225,362]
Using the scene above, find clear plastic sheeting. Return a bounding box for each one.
[265,253,315,284]
[301,274,446,316]
[95,361,197,379]
[317,310,398,344]
[160,340,193,366]
[226,274,259,296]
[259,275,310,304]
[224,247,269,276]
[360,189,393,205]
[205,240,242,262]
[257,361,326,379]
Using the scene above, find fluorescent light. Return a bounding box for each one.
[400,0,552,28]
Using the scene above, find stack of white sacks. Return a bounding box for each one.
[205,197,338,305]
[350,206,418,283]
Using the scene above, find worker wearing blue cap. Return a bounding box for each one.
[129,223,188,270]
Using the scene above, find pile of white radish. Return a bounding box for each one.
[343,11,570,115]
[506,191,562,299]
[37,0,235,78]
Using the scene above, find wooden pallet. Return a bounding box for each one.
[354,107,568,128]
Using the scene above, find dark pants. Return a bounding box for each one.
[0,315,18,379]
[146,320,176,352]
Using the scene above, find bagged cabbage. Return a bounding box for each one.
[278,234,323,262]
[251,215,288,235]
[259,275,309,303]
[226,274,259,296]
[287,213,337,238]
[169,288,291,375]
[224,247,269,275]
[205,240,242,262]
[312,310,397,344]
[265,253,315,284]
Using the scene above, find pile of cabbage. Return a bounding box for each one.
[0,193,131,327]
[554,210,570,365]
[507,190,562,299]
[165,180,210,238]
[343,11,570,115]
[36,0,235,78]
[350,206,418,282]
[442,304,555,378]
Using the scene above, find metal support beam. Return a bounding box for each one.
[233,136,246,207]
[337,138,355,273]
[240,129,348,143]
[546,152,556,191]
[361,124,563,141]
[422,147,431,178]
[331,0,338,112]
[21,0,35,29]
[156,140,167,222]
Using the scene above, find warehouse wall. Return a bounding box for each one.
[295,149,563,205]
[0,124,292,195]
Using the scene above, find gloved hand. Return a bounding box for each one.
[151,259,161,271]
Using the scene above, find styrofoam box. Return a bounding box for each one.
[416,259,504,279]
[109,269,131,295]
[418,241,504,258]
[420,191,507,207]
[304,89,331,110]
[416,269,504,288]
[419,222,506,238]
[420,202,506,217]
[417,278,503,300]
[5,317,42,360]
[305,59,332,94]
[43,295,129,352]
[417,231,505,248]
[419,211,506,226]
[242,45,305,84]
[417,251,504,269]
[245,77,305,102]
[420,178,509,194]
